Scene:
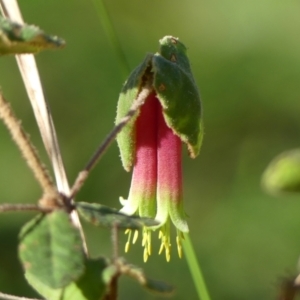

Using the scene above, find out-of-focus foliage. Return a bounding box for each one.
[262,149,300,194]
[0,1,300,299]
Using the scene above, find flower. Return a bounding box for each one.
[116,36,203,262]
[120,92,188,262]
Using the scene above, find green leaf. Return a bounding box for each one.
[0,16,65,55]
[76,202,158,229]
[62,257,108,300]
[262,149,300,194]
[19,210,85,289]
[26,257,108,300]
[116,36,203,171]
[102,264,118,284]
[153,36,203,159]
[121,262,174,296]
[25,273,63,300]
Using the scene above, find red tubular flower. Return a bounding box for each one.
[120,92,187,261]
[116,36,203,262]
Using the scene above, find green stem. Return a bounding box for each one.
[91,0,130,80]
[183,233,211,300]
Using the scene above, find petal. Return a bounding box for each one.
[156,102,189,232]
[119,197,139,215]
[120,93,159,218]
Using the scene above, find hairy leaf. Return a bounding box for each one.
[0,16,65,55]
[19,210,85,289]
[26,257,108,300]
[62,257,108,300]
[25,273,63,300]
[76,202,158,229]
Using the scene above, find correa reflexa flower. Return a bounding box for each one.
[116,36,203,262]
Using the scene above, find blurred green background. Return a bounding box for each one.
[1,0,300,299]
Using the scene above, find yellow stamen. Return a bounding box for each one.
[124,229,132,253]
[176,234,183,258]
[143,246,149,262]
[157,222,172,261]
[142,230,147,247]
[158,244,164,255]
[124,217,186,262]
[125,241,130,253]
[166,246,171,262]
[158,230,163,239]
[132,230,139,244]
[147,231,151,255]
[141,227,152,261]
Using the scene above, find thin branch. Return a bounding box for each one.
[70,84,153,199]
[85,84,152,171]
[0,1,88,253]
[0,93,56,196]
[0,291,42,300]
[112,223,119,261]
[106,224,120,300]
[0,203,50,213]
[15,55,71,194]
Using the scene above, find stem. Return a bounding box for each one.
[0,93,56,197]
[0,291,42,300]
[103,275,118,300]
[91,0,130,80]
[109,276,118,300]
[104,233,120,300]
[0,204,50,213]
[182,233,211,300]
[112,223,119,261]
[70,84,153,199]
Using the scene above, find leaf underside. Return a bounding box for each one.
[76,201,158,229]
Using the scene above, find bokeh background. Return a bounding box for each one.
[1,0,300,299]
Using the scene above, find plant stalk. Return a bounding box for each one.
[183,233,211,300]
